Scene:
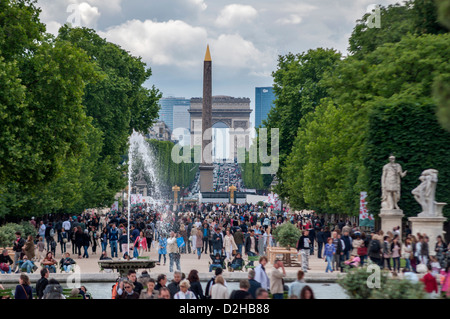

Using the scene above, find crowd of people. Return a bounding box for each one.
[1,200,450,299]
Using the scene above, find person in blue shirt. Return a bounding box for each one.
[109,224,119,258]
[158,235,167,265]
[324,238,336,273]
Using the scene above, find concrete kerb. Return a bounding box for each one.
[0,272,341,284]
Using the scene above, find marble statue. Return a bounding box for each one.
[381,155,407,210]
[412,169,439,216]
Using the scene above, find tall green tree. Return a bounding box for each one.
[262,48,341,197]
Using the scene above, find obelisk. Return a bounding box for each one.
[199,45,214,193]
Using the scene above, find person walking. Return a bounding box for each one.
[134,231,148,257]
[212,227,224,256]
[297,230,311,273]
[168,231,181,272]
[324,237,336,273]
[254,256,270,290]
[23,235,35,262]
[196,228,203,259]
[158,234,167,265]
[100,228,108,253]
[223,229,237,263]
[11,231,25,273]
[190,226,197,255]
[89,226,98,255]
[109,224,119,258]
[233,227,244,255]
[82,229,91,258]
[244,229,259,266]
[202,222,210,254]
[270,259,286,299]
[60,228,68,255]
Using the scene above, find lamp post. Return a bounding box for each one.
[172,185,180,211]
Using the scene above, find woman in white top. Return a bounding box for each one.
[174,280,196,299]
[211,275,229,299]
[190,226,197,254]
[223,229,237,262]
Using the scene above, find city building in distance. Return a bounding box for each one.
[255,87,275,129]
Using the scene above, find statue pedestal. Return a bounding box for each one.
[379,209,404,236]
[408,216,447,256]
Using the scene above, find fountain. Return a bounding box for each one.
[99,130,161,276]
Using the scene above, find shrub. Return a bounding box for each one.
[19,221,37,238]
[338,265,428,299]
[272,222,301,248]
[370,279,428,299]
[0,223,25,248]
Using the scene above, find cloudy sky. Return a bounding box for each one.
[37,0,402,124]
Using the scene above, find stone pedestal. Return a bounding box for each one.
[408,216,447,256]
[199,164,214,192]
[379,209,404,236]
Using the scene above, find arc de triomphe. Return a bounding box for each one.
[189,95,252,161]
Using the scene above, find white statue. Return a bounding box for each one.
[381,156,407,210]
[412,169,439,216]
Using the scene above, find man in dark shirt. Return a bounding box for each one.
[317,228,325,259]
[247,269,261,299]
[168,270,182,298]
[36,268,50,299]
[154,274,167,291]
[230,279,252,299]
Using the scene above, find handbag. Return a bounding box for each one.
[357,246,367,256]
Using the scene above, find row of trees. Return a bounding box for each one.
[147,140,198,197]
[0,0,161,219]
[263,0,450,218]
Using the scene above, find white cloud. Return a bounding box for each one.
[99,19,208,67]
[189,0,207,11]
[77,2,101,27]
[275,3,317,25]
[45,21,62,36]
[215,4,258,27]
[276,14,302,25]
[209,33,268,70]
[98,18,274,78]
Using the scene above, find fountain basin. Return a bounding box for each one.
[98,259,157,276]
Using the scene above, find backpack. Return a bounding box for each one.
[49,228,55,237]
[370,240,380,253]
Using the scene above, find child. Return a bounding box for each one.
[344,254,361,268]
[421,264,438,297]
[36,237,46,262]
[430,256,441,277]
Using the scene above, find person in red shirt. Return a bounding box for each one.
[421,264,438,295]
